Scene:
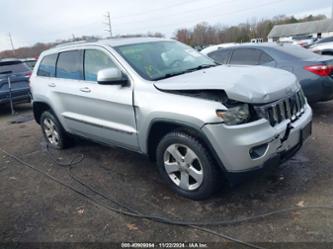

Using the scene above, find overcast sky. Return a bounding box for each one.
[0,0,332,51]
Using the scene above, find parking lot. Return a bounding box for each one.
[0,101,332,247]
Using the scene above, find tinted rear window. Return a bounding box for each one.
[56,50,83,80]
[37,54,58,77]
[208,50,231,64]
[230,48,261,65]
[259,52,274,65]
[25,60,36,69]
[0,61,29,74]
[274,45,320,60]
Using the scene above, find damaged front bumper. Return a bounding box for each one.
[202,103,312,174]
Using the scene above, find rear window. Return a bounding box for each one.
[56,50,83,80]
[25,60,37,69]
[37,54,58,77]
[230,48,261,65]
[0,61,29,74]
[274,45,320,60]
[208,50,231,64]
[259,52,274,65]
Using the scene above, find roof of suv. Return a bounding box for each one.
[46,37,173,54]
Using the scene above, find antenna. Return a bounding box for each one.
[104,11,112,38]
[8,33,15,56]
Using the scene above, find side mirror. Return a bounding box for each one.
[97,68,128,86]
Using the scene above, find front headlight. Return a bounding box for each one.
[216,104,250,125]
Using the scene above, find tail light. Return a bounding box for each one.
[24,72,32,89]
[24,72,32,78]
[304,64,333,77]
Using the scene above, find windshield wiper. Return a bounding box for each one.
[154,64,218,80]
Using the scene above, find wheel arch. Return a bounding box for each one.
[32,101,54,124]
[146,119,227,173]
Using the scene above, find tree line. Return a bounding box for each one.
[174,14,326,48]
[0,14,327,59]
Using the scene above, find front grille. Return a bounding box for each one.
[254,90,306,126]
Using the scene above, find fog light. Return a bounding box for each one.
[249,143,268,159]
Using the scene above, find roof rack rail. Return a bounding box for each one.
[55,38,100,48]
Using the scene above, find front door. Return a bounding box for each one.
[56,48,138,151]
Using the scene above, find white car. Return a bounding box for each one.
[310,37,333,56]
[200,43,238,56]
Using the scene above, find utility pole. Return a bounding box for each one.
[8,33,15,56]
[104,11,112,38]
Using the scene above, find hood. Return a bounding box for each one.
[154,65,300,104]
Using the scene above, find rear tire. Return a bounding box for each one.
[156,130,220,200]
[40,111,70,150]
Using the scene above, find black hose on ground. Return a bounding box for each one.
[3,146,333,249]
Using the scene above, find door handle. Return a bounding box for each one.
[48,83,56,87]
[80,87,91,93]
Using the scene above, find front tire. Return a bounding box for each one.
[156,130,220,200]
[40,111,70,150]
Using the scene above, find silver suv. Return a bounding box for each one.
[30,38,312,199]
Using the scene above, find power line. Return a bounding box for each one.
[104,11,112,38]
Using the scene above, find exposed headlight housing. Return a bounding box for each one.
[216,104,250,125]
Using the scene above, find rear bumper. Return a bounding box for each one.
[202,104,312,173]
[320,77,333,101]
[302,77,333,102]
[0,88,31,104]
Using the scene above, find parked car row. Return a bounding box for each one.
[202,42,333,103]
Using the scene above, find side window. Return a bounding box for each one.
[84,49,117,81]
[229,48,261,65]
[37,54,58,77]
[56,50,83,80]
[208,50,231,64]
[259,52,274,65]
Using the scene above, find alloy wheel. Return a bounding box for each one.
[163,144,204,191]
[43,118,60,146]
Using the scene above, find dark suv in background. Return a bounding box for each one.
[202,43,333,103]
[0,59,31,106]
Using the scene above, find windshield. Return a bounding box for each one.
[114,41,216,81]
